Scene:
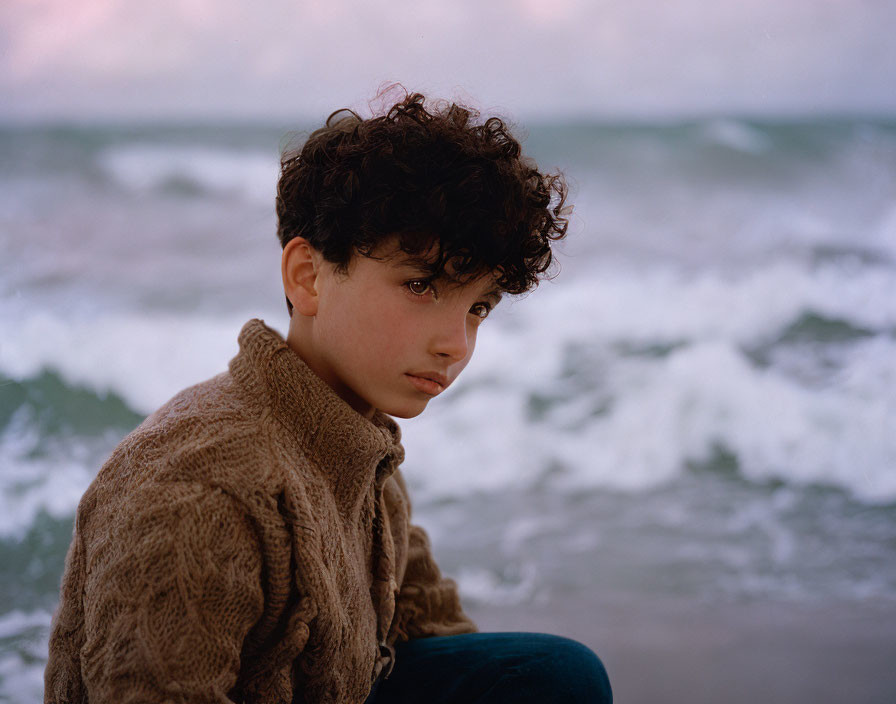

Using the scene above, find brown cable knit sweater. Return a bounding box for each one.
[44,318,477,704]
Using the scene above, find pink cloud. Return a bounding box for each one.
[1,0,893,120]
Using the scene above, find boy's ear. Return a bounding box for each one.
[282,237,321,316]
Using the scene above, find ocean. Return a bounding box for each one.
[1,118,895,701]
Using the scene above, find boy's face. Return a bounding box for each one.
[291,237,502,419]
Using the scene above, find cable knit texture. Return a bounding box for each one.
[44,319,477,704]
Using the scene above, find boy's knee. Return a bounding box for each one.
[510,634,612,704]
[561,638,612,703]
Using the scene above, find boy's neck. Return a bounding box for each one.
[285,319,376,419]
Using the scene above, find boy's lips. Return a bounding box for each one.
[405,371,449,395]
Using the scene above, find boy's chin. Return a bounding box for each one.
[378,399,430,420]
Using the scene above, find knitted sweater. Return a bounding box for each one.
[44,318,477,704]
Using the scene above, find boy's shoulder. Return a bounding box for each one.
[85,369,282,514]
[136,369,255,452]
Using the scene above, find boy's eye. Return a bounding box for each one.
[406,279,433,296]
[469,302,492,319]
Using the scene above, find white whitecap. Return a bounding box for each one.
[0,609,51,704]
[700,119,771,153]
[0,303,273,415]
[455,563,541,606]
[403,260,896,503]
[97,144,278,204]
[3,257,896,506]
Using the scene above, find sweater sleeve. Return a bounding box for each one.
[78,484,265,704]
[388,473,477,642]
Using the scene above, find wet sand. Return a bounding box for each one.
[465,594,896,704]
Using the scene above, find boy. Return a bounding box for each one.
[44,90,611,703]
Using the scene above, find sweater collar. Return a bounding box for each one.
[229,319,404,497]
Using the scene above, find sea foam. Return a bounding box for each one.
[403,259,896,504]
[2,258,895,516]
[97,144,277,204]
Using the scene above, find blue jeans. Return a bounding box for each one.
[366,632,612,704]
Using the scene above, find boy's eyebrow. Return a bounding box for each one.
[483,287,504,304]
[392,253,439,274]
[400,260,437,274]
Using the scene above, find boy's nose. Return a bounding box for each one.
[430,313,470,362]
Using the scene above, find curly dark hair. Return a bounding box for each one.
[276,89,568,305]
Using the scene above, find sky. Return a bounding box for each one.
[2,0,896,123]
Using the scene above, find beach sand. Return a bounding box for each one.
[466,594,896,704]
